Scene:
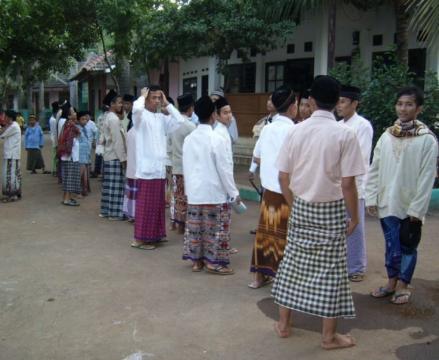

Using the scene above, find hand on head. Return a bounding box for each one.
[141,87,149,98]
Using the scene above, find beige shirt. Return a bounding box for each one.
[276,110,365,202]
[169,115,196,175]
[102,112,127,162]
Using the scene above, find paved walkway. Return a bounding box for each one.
[1,136,438,360]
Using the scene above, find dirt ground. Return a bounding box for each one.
[0,136,438,360]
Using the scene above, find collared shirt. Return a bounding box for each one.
[126,127,137,179]
[183,124,239,204]
[84,120,98,143]
[102,112,127,162]
[254,114,294,193]
[49,115,58,146]
[365,130,438,220]
[133,96,184,179]
[77,125,92,164]
[24,125,44,149]
[228,116,239,144]
[214,121,233,164]
[0,122,21,159]
[169,115,196,175]
[57,118,67,140]
[339,112,373,198]
[276,110,365,202]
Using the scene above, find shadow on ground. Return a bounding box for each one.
[257,278,439,360]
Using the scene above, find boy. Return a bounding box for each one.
[24,115,48,174]
[77,112,92,196]
[367,86,438,304]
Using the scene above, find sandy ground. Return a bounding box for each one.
[0,135,438,360]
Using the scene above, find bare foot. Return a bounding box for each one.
[273,322,291,338]
[321,333,356,350]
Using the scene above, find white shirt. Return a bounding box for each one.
[228,116,239,144]
[169,115,196,174]
[183,124,240,204]
[1,122,21,159]
[365,130,438,220]
[339,112,373,198]
[214,121,233,164]
[253,114,294,193]
[61,138,79,162]
[126,128,137,179]
[57,118,66,140]
[49,115,58,146]
[133,96,184,179]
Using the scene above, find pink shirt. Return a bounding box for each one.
[276,110,365,202]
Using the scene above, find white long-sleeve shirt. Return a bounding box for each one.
[365,130,438,220]
[49,115,57,147]
[339,112,373,199]
[133,96,184,179]
[183,124,239,204]
[253,114,294,193]
[228,116,239,144]
[214,121,233,164]
[126,127,137,179]
[0,122,21,159]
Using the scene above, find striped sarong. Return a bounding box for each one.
[2,159,22,198]
[123,178,137,220]
[272,197,355,319]
[251,189,290,277]
[62,160,81,194]
[134,179,166,243]
[100,160,125,218]
[183,203,231,266]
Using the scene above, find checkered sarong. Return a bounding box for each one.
[62,160,81,194]
[272,197,355,319]
[100,160,125,218]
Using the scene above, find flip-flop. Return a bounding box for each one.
[390,290,411,305]
[62,200,79,206]
[349,273,365,282]
[205,265,234,275]
[131,243,156,250]
[248,277,273,289]
[370,286,395,298]
[229,248,238,255]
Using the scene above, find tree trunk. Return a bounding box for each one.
[327,0,337,70]
[27,83,33,113]
[160,59,170,95]
[118,57,132,95]
[394,0,409,66]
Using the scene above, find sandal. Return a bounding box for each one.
[349,273,365,282]
[370,286,395,298]
[131,243,156,250]
[390,290,411,305]
[248,277,273,289]
[205,265,234,275]
[192,263,204,272]
[229,248,238,255]
[62,200,79,207]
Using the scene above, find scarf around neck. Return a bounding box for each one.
[388,119,432,138]
[58,121,80,157]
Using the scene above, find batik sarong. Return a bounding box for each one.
[272,197,355,319]
[2,159,22,198]
[62,160,81,194]
[183,203,232,266]
[134,179,166,243]
[123,178,137,220]
[251,189,290,277]
[171,174,188,228]
[26,148,45,171]
[80,163,91,195]
[346,199,366,275]
[100,160,125,218]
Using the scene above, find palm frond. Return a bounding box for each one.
[406,0,439,45]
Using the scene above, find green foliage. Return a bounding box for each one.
[330,52,439,143]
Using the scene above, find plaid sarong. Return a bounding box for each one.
[123,178,137,220]
[2,159,21,197]
[272,197,355,319]
[183,203,232,266]
[100,160,125,218]
[62,160,81,194]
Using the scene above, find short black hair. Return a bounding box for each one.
[396,86,424,106]
[314,100,335,111]
[148,85,161,93]
[272,86,295,113]
[179,104,193,113]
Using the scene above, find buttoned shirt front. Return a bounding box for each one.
[102,112,127,162]
[183,124,239,204]
[1,122,21,159]
[254,114,294,194]
[133,96,184,180]
[339,112,373,198]
[276,110,365,202]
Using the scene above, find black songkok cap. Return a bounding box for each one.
[167,96,175,106]
[301,89,310,99]
[103,89,118,106]
[340,85,361,101]
[272,86,295,111]
[77,111,89,119]
[194,96,215,121]
[177,93,194,110]
[51,101,59,112]
[310,75,340,106]
[123,94,135,102]
[5,110,17,120]
[215,96,229,111]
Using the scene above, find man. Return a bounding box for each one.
[336,85,373,282]
[367,86,438,305]
[93,103,110,178]
[272,75,365,350]
[49,101,60,175]
[123,94,135,132]
[0,110,22,202]
[249,86,295,289]
[297,89,312,122]
[210,89,238,144]
[182,96,241,274]
[99,91,127,220]
[169,93,196,234]
[131,86,184,250]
